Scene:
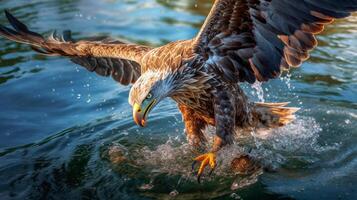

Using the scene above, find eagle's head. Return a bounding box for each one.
[128,71,176,127]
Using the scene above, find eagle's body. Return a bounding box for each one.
[133,39,294,148]
[133,39,254,147]
[1,0,357,182]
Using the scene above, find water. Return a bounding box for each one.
[0,0,356,199]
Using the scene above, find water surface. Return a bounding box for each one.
[0,0,356,199]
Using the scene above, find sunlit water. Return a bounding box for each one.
[0,0,356,199]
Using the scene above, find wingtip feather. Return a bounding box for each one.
[4,9,28,32]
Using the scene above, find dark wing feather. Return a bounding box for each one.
[0,10,151,85]
[193,0,357,83]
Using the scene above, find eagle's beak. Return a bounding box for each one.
[133,100,156,127]
[133,103,144,127]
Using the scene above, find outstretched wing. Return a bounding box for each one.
[0,10,152,85]
[193,0,357,83]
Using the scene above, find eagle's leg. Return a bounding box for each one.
[179,104,207,149]
[192,89,235,182]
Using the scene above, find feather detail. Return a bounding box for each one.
[0,10,150,85]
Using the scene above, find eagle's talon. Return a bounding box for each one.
[197,173,202,183]
[192,152,216,183]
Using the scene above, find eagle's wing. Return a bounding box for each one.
[192,0,357,83]
[0,11,152,85]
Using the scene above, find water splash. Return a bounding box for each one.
[107,114,332,189]
[135,139,193,176]
[251,81,265,102]
[248,116,327,168]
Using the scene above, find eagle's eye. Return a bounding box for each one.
[146,93,152,99]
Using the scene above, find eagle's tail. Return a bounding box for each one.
[253,102,300,128]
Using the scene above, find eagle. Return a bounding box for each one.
[1,0,356,182]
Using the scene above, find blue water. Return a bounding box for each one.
[0,0,356,199]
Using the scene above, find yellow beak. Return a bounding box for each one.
[133,103,145,127]
[133,100,156,127]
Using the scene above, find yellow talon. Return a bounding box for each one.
[192,152,216,183]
